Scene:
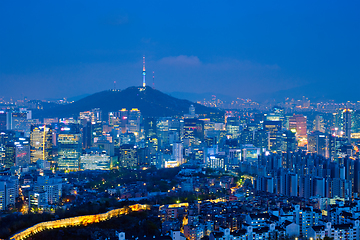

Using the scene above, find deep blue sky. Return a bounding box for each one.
[0,1,359,101]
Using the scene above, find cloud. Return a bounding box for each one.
[151,55,301,98]
[101,14,129,26]
[158,55,201,66]
[206,59,280,71]
[157,55,279,72]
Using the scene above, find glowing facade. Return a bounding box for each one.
[57,124,82,171]
[30,125,52,163]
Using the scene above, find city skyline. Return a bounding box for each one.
[3,2,360,239]
[1,1,359,101]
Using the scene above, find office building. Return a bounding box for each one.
[0,111,7,131]
[30,125,53,163]
[119,144,138,168]
[4,137,30,168]
[226,117,240,138]
[80,149,110,170]
[253,129,269,151]
[0,176,18,211]
[289,114,307,138]
[57,124,82,170]
[343,109,352,142]
[263,120,282,151]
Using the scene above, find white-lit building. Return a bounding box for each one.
[33,176,62,206]
[80,152,110,170]
[0,176,19,210]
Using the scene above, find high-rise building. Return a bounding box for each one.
[253,113,265,129]
[11,111,28,133]
[352,110,360,134]
[93,137,114,156]
[92,108,102,122]
[307,131,328,158]
[91,121,103,144]
[263,120,282,151]
[183,118,204,146]
[172,142,183,165]
[4,142,15,168]
[80,149,110,170]
[32,176,62,206]
[30,125,53,163]
[81,121,92,149]
[4,137,30,168]
[79,111,94,123]
[314,115,325,133]
[0,176,18,211]
[226,117,240,138]
[334,108,352,141]
[343,109,352,142]
[120,144,138,168]
[144,117,157,138]
[239,128,253,145]
[289,114,307,138]
[1,109,32,136]
[0,130,17,146]
[0,111,7,131]
[253,129,269,151]
[281,130,297,152]
[57,124,82,170]
[127,108,141,134]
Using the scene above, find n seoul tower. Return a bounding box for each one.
[142,56,146,88]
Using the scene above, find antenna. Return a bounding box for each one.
[114,81,116,90]
[152,71,155,89]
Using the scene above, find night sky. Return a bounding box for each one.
[0,1,359,101]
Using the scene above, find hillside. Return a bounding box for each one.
[33,86,223,119]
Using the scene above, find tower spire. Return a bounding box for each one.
[142,56,146,87]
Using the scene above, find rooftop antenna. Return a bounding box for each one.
[114,81,116,90]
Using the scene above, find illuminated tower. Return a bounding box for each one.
[142,56,146,87]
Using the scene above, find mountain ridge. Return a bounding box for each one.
[33,86,223,119]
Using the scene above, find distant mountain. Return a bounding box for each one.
[33,86,223,119]
[67,93,91,102]
[167,91,234,102]
[252,82,360,103]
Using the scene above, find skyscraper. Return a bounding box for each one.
[30,125,53,163]
[263,120,282,151]
[120,144,138,168]
[343,109,352,142]
[226,117,240,138]
[0,111,7,131]
[57,124,82,171]
[307,131,327,157]
[4,137,30,168]
[253,129,269,151]
[289,114,307,138]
